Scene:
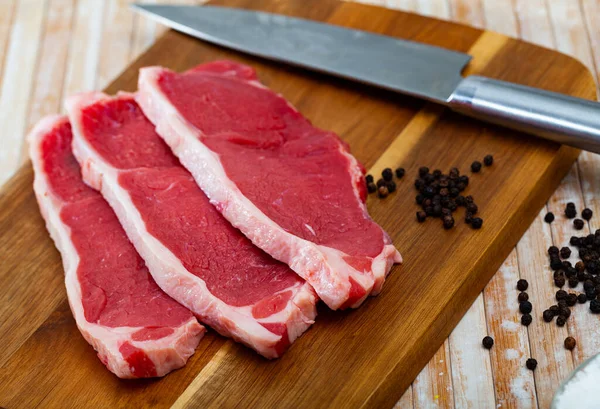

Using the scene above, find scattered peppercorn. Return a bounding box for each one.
[417,211,427,223]
[366,174,374,184]
[466,203,478,214]
[395,167,405,179]
[517,279,529,291]
[568,278,579,288]
[582,208,593,221]
[574,219,585,230]
[378,186,389,198]
[376,178,386,188]
[367,182,377,193]
[562,337,576,351]
[471,217,483,229]
[543,309,554,322]
[565,205,577,219]
[560,247,572,259]
[483,154,493,166]
[556,316,567,326]
[556,290,568,301]
[482,336,494,349]
[566,293,578,306]
[518,292,529,303]
[519,301,533,314]
[526,358,538,370]
[382,168,393,181]
[544,212,555,223]
[570,236,581,246]
[443,216,455,230]
[554,276,566,287]
[386,180,397,193]
[575,261,586,272]
[419,166,429,177]
[590,299,600,313]
[548,246,559,256]
[521,313,532,326]
[471,161,482,173]
[578,293,587,303]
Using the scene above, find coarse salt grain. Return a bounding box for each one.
[553,354,600,409]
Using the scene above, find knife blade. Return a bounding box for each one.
[132,4,600,153]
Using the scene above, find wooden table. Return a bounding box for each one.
[1,0,599,408]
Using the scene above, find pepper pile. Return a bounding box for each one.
[413,165,484,229]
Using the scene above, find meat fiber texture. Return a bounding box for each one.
[28,115,204,378]
[67,92,317,358]
[137,60,402,310]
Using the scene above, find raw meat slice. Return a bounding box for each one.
[28,115,204,378]
[67,92,317,358]
[137,61,402,310]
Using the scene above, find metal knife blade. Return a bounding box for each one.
[130,4,472,103]
[131,4,600,154]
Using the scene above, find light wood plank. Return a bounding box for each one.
[448,294,495,409]
[0,0,17,87]
[20,0,75,162]
[512,0,554,48]
[412,341,455,409]
[580,0,600,82]
[516,209,575,409]
[484,249,537,408]
[0,0,47,185]
[62,0,106,98]
[480,0,517,36]
[415,0,450,19]
[95,0,136,89]
[449,0,485,28]
[393,388,414,409]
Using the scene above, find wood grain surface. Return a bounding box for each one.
[0,0,598,408]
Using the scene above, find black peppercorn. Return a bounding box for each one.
[382,168,393,181]
[449,167,460,179]
[549,305,559,314]
[443,216,455,230]
[432,169,442,179]
[554,277,566,287]
[560,307,571,319]
[465,195,474,204]
[483,154,494,166]
[556,316,567,326]
[590,299,600,313]
[425,206,434,216]
[378,186,389,198]
[459,175,469,186]
[567,202,576,209]
[367,182,377,193]
[446,200,458,211]
[526,358,537,370]
[471,217,483,229]
[386,180,397,193]
[560,247,571,259]
[556,290,568,301]
[419,166,430,177]
[482,336,494,349]
[517,279,529,291]
[395,167,405,178]
[584,280,595,291]
[366,174,374,184]
[442,208,452,216]
[574,219,585,230]
[543,310,554,322]
[456,196,466,206]
[578,293,587,303]
[518,292,529,303]
[576,261,586,272]
[417,211,427,223]
[550,258,564,270]
[439,188,449,197]
[565,205,577,219]
[548,246,560,256]
[566,293,578,306]
[465,212,474,224]
[377,178,387,188]
[423,185,436,198]
[582,208,593,221]
[416,194,424,205]
[544,212,555,223]
[433,205,443,217]
[521,313,532,326]
[449,187,460,198]
[471,161,482,173]
[415,179,424,190]
[570,236,581,246]
[568,278,579,288]
[564,337,577,350]
[519,301,532,314]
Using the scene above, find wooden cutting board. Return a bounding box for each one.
[0,0,595,407]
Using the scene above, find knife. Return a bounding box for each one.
[131,4,600,153]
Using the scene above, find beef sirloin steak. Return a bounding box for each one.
[67,93,317,358]
[137,61,402,310]
[29,115,204,378]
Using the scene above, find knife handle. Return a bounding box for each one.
[447,75,600,153]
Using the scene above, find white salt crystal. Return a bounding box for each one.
[553,354,600,409]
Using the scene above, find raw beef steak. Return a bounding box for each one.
[29,115,203,378]
[137,61,402,310]
[67,93,317,358]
